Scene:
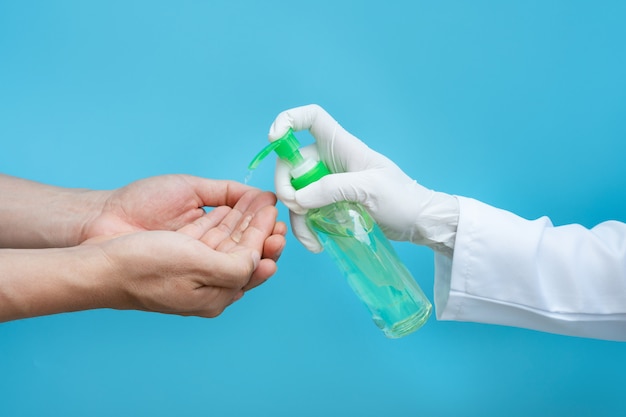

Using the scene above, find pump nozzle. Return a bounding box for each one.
[248,128,331,190]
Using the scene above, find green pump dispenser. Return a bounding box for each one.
[249,128,331,190]
[249,128,432,338]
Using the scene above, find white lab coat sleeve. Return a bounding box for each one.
[434,196,626,341]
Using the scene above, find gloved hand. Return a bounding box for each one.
[269,104,459,256]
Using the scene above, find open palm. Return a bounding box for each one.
[82,174,257,241]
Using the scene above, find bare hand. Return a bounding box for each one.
[91,190,286,317]
[82,174,256,239]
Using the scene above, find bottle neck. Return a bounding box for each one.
[290,160,331,190]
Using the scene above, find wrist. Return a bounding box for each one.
[0,173,112,248]
[55,189,112,247]
[412,192,460,256]
[72,189,112,245]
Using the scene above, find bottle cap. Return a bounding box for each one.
[249,128,331,190]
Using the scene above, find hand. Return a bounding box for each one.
[82,175,286,277]
[82,174,257,241]
[177,189,287,289]
[90,190,285,317]
[270,104,459,254]
[0,189,285,322]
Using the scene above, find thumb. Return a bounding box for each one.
[221,247,261,286]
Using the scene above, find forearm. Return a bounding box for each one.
[0,174,110,248]
[0,246,115,322]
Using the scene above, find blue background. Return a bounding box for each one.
[1,1,626,416]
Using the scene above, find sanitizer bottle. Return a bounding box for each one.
[249,128,432,338]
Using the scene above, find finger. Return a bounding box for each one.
[268,103,366,150]
[274,143,322,214]
[195,245,260,290]
[243,258,277,291]
[180,176,256,208]
[295,171,376,210]
[230,189,275,222]
[269,104,338,142]
[290,211,323,253]
[270,105,377,179]
[198,190,264,249]
[218,205,278,254]
[177,206,231,239]
[272,221,288,237]
[237,190,277,213]
[269,104,344,165]
[206,192,276,252]
[262,233,286,261]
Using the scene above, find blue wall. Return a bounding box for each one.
[1,1,625,416]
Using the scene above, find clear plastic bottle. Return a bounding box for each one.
[249,129,432,338]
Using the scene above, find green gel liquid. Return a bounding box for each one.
[307,201,432,338]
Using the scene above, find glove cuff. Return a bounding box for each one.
[410,192,460,257]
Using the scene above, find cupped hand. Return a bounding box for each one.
[90,190,286,317]
[81,174,257,242]
[177,189,287,291]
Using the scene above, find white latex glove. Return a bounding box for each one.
[270,104,459,256]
